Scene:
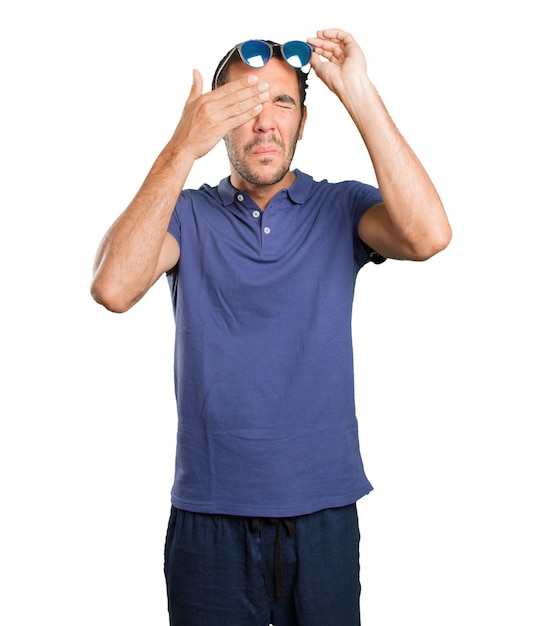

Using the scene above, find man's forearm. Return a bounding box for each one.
[342,75,450,257]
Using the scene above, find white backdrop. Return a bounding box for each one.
[1,1,537,624]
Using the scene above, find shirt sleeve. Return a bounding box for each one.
[167,195,182,246]
[343,181,385,267]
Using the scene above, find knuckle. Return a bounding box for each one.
[199,100,219,124]
[231,100,246,116]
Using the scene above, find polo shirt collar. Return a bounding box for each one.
[217,169,313,206]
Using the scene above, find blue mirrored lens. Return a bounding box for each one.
[240,40,272,68]
[282,41,312,68]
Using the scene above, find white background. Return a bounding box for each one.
[1,0,537,624]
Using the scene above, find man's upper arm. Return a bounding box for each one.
[358,202,408,261]
[151,232,180,285]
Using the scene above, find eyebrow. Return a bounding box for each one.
[273,93,297,107]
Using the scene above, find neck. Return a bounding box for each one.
[230,170,296,211]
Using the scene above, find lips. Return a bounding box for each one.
[251,146,280,158]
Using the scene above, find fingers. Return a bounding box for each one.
[307,29,356,64]
[213,75,269,108]
[174,73,270,159]
[307,29,367,83]
[209,75,270,129]
[310,28,355,48]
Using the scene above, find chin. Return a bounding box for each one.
[249,162,291,186]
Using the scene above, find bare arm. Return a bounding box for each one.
[308,29,452,261]
[91,70,270,312]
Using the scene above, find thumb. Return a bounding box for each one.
[186,69,203,103]
[309,52,330,81]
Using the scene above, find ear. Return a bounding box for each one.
[297,105,307,140]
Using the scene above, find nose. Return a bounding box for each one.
[254,102,276,133]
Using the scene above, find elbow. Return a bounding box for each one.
[429,221,452,258]
[90,278,134,314]
[411,222,453,261]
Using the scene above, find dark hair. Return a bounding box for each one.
[211,40,309,110]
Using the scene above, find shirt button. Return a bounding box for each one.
[264,226,271,235]
[252,210,260,218]
[237,194,244,202]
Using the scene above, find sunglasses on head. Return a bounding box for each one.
[212,40,313,89]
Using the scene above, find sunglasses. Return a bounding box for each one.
[212,40,313,89]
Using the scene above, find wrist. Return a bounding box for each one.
[339,74,384,130]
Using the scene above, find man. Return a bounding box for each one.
[91,29,451,626]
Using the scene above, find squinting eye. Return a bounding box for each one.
[274,100,296,110]
[272,96,296,110]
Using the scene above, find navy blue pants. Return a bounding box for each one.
[164,504,361,626]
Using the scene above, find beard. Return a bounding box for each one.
[224,131,300,187]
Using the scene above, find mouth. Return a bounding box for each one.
[251,145,279,156]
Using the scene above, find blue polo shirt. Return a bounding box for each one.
[166,169,383,517]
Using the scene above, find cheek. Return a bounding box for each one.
[283,117,304,144]
[224,127,247,150]
[275,112,301,135]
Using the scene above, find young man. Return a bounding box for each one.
[91,29,451,626]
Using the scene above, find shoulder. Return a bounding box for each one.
[297,171,381,204]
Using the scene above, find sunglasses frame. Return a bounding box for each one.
[212,39,313,90]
